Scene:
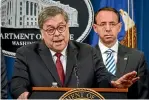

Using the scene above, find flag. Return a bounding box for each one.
[90,0,137,48]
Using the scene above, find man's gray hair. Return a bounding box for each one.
[38,6,69,29]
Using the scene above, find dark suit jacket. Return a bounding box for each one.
[11,40,114,98]
[95,43,149,99]
[1,52,8,99]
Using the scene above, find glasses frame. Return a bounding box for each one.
[42,24,67,35]
[95,22,120,29]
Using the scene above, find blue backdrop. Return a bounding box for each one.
[133,0,149,66]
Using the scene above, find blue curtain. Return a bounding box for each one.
[134,0,149,65]
[4,56,15,98]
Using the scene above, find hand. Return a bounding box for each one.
[17,91,29,100]
[111,71,140,88]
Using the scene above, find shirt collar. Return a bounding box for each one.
[50,46,67,57]
[98,40,119,54]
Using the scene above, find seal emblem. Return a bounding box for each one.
[59,88,105,99]
[1,0,94,57]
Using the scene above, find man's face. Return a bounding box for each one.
[41,14,69,52]
[93,11,122,45]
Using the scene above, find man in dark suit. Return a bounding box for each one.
[1,50,8,99]
[93,7,149,99]
[10,6,139,99]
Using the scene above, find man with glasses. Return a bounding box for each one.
[93,7,148,99]
[11,6,140,99]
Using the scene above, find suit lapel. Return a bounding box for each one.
[116,44,129,77]
[95,45,102,54]
[95,45,104,62]
[38,41,62,86]
[64,41,77,86]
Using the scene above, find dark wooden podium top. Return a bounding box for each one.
[32,87,128,92]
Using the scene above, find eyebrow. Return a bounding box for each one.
[100,21,118,24]
[47,22,66,26]
[46,22,66,29]
[46,25,54,28]
[58,22,66,25]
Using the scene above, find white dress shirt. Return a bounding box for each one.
[98,40,119,65]
[50,47,67,74]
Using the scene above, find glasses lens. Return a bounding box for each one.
[57,25,66,33]
[47,28,55,34]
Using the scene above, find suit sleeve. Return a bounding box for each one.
[136,53,149,98]
[1,52,8,99]
[10,48,30,99]
[92,47,116,87]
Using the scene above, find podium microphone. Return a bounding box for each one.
[74,65,79,88]
[73,50,80,88]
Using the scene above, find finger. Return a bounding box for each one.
[120,80,133,88]
[128,73,137,80]
[126,71,137,79]
[111,81,124,88]
[112,76,139,88]
[123,71,137,80]
[120,77,139,87]
[117,79,131,85]
[121,76,139,84]
[112,79,130,87]
[18,95,23,99]
[24,92,29,99]
[111,81,119,88]
[111,81,129,88]
[25,92,29,97]
[18,92,29,99]
[132,77,140,83]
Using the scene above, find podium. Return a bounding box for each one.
[29,87,128,99]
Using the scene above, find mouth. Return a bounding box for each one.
[104,35,112,38]
[53,40,63,43]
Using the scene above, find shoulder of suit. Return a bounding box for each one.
[16,41,40,53]
[71,40,94,50]
[120,44,144,55]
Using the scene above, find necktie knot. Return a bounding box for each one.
[105,49,114,54]
[55,53,62,58]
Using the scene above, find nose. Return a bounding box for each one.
[105,24,111,32]
[54,29,61,36]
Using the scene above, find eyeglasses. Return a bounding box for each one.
[43,24,66,35]
[96,22,119,29]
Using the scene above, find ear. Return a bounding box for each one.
[93,24,98,33]
[118,22,122,32]
[66,23,69,30]
[40,30,44,40]
[66,22,69,27]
